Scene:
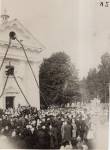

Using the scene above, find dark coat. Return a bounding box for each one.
[61,123,72,142]
[37,128,50,149]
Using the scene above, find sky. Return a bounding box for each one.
[0,0,110,79]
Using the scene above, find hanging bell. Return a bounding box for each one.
[9,31,16,40]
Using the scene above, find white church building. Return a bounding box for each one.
[0,11,45,110]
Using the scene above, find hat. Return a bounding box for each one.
[42,126,46,129]
[26,125,30,129]
[77,136,81,141]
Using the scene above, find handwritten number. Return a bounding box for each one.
[105,1,109,7]
[100,2,104,6]
[98,1,110,7]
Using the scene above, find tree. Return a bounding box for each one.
[97,52,110,103]
[80,78,90,103]
[39,52,80,107]
[86,68,99,100]
[83,52,110,103]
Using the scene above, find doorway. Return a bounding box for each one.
[5,96,14,109]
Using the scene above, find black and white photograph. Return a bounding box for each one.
[0,0,109,149]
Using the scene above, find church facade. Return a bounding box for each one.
[0,11,45,110]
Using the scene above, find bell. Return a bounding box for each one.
[9,31,16,40]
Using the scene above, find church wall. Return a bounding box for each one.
[23,61,40,110]
[0,56,41,109]
[0,60,4,109]
[0,16,44,110]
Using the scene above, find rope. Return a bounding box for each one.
[0,38,11,98]
[16,38,39,87]
[13,74,30,106]
[0,38,11,72]
[0,75,9,98]
[0,34,48,107]
[15,38,48,107]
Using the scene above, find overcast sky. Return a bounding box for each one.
[0,0,110,79]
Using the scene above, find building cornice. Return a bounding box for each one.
[0,40,43,53]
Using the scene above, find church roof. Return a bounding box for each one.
[0,18,45,52]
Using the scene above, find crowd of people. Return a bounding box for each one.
[0,104,99,149]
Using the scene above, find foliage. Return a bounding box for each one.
[83,52,110,103]
[39,52,80,106]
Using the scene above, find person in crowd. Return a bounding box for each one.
[82,140,88,150]
[37,125,50,149]
[60,140,73,150]
[0,104,97,149]
[61,120,72,143]
[76,135,83,149]
[72,119,77,139]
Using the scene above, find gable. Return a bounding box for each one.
[0,19,45,52]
